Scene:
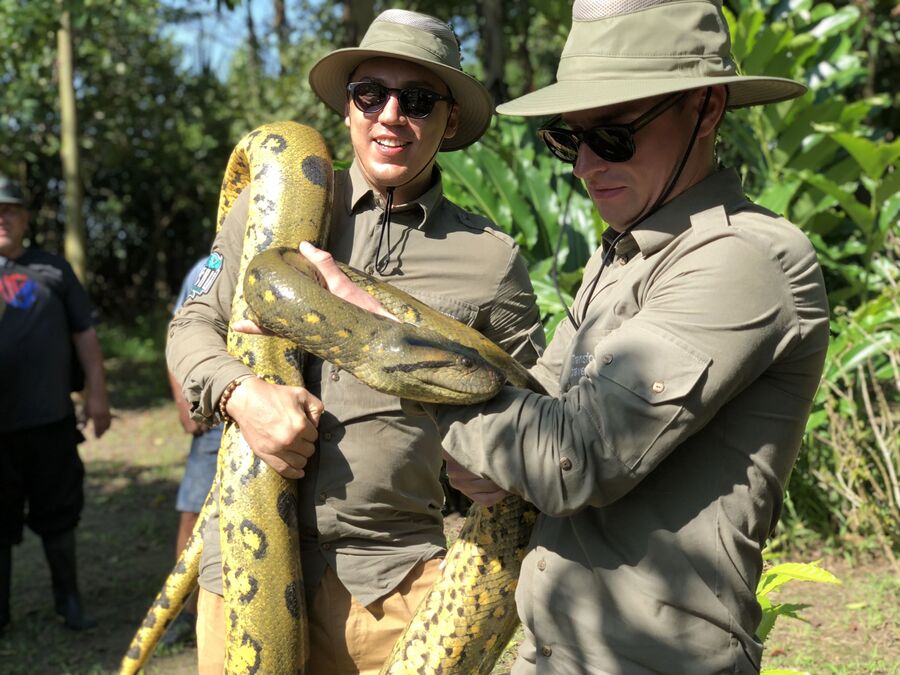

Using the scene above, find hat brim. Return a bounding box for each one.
[309,48,494,151]
[496,75,807,117]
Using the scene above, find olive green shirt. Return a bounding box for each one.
[429,169,829,673]
[167,161,544,605]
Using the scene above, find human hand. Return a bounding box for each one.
[224,376,324,479]
[84,388,111,438]
[298,241,398,322]
[443,454,508,507]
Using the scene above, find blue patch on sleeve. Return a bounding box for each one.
[190,252,224,298]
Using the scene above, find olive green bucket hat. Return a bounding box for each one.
[497,0,806,117]
[309,9,493,151]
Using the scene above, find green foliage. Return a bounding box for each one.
[756,560,841,643]
[441,118,603,338]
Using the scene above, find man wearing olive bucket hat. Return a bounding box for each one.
[297,0,831,671]
[167,8,543,673]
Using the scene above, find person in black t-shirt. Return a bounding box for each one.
[0,176,110,631]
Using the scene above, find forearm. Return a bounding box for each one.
[72,327,108,399]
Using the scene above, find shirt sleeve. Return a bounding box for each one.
[430,233,801,516]
[166,190,253,424]
[482,246,546,369]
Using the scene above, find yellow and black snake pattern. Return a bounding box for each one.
[121,121,539,674]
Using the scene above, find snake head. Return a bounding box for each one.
[380,334,504,404]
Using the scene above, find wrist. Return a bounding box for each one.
[219,374,254,424]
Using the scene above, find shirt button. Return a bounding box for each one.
[330,371,340,382]
[601,353,613,365]
[651,381,666,394]
[541,645,552,657]
[559,457,572,471]
[365,264,374,274]
[322,431,333,442]
[317,492,327,504]
[616,256,627,266]
[536,559,546,571]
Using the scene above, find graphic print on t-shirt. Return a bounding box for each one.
[0,271,38,310]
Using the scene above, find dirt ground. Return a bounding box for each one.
[1,402,897,674]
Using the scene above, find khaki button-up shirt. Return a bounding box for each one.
[431,169,830,673]
[167,162,544,604]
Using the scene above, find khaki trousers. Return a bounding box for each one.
[197,558,442,675]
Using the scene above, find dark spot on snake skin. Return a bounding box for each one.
[141,612,157,629]
[277,490,298,530]
[240,632,264,674]
[239,456,263,485]
[284,581,301,619]
[457,606,465,617]
[252,163,270,181]
[245,129,262,143]
[239,575,259,604]
[173,558,187,574]
[223,522,235,543]
[269,373,286,385]
[126,645,142,660]
[229,609,239,630]
[222,485,235,506]
[240,519,269,559]
[157,590,171,609]
[301,154,329,188]
[245,352,257,368]
[283,346,304,372]
[261,133,288,154]
[253,194,276,216]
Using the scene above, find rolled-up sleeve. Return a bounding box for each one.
[484,247,545,369]
[166,190,252,424]
[431,233,801,515]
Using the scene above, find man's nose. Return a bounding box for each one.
[377,92,406,124]
[572,142,608,179]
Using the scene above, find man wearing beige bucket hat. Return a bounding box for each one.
[299,0,831,671]
[167,8,543,673]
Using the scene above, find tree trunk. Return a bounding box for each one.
[341,0,374,48]
[479,0,508,104]
[57,7,87,284]
[246,1,262,110]
[273,0,289,74]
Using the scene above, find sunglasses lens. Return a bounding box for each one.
[539,129,580,163]
[352,82,388,113]
[398,88,439,118]
[584,127,635,162]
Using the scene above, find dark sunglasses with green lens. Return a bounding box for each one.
[347,81,453,119]
[538,91,689,164]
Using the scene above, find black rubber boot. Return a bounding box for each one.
[41,530,96,630]
[0,545,10,632]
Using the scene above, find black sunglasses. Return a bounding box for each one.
[347,81,453,119]
[538,92,689,164]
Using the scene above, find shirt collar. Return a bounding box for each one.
[345,159,444,228]
[626,168,751,257]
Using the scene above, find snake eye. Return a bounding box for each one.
[460,356,473,369]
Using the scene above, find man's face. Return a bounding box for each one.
[565,92,701,231]
[345,57,459,203]
[0,203,28,257]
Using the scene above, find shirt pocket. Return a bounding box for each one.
[586,324,711,470]
[408,290,479,328]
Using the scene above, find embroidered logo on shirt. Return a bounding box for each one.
[570,353,594,383]
[0,272,38,310]
[190,252,224,299]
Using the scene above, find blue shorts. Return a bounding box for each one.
[175,425,223,513]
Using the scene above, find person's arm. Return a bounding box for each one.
[167,369,207,436]
[72,327,111,438]
[166,190,323,478]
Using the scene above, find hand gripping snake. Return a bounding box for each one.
[120,121,540,674]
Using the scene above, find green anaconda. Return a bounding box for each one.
[120,121,539,674]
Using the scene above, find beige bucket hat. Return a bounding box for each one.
[309,9,493,151]
[497,0,807,117]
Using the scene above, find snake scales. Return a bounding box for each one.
[120,121,539,674]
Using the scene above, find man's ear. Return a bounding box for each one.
[697,85,728,140]
[443,102,460,141]
[344,101,351,129]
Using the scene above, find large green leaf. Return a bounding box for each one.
[828,132,900,180]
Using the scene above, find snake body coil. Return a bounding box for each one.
[121,121,538,674]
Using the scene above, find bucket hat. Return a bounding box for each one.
[497,0,807,117]
[0,176,25,206]
[309,9,493,151]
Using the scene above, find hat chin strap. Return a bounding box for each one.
[563,87,713,329]
[373,106,454,275]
